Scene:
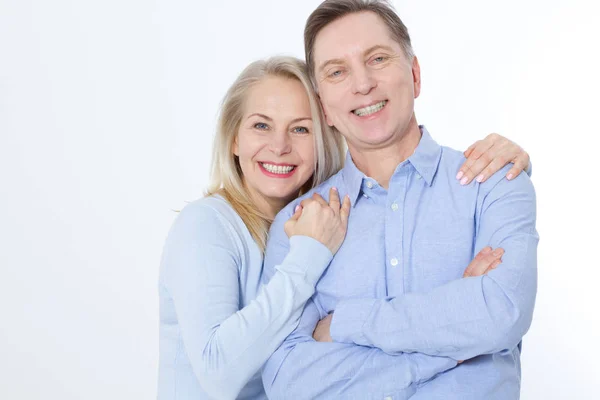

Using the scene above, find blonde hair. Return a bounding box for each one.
[206,56,345,252]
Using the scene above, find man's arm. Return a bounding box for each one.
[261,208,458,400]
[263,298,458,400]
[329,171,538,361]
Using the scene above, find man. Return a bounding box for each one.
[262,0,538,399]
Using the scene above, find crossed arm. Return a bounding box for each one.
[262,171,538,398]
[261,226,458,400]
[329,171,538,361]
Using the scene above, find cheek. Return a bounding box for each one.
[236,133,262,163]
[297,140,316,167]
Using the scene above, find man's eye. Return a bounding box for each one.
[329,69,343,78]
[373,56,387,63]
[254,123,269,130]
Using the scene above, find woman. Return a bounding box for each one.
[157,56,530,400]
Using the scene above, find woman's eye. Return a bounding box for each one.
[329,69,343,78]
[293,126,309,134]
[254,122,269,130]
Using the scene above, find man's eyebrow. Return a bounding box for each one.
[317,45,396,73]
[318,58,345,74]
[247,113,273,121]
[363,44,395,56]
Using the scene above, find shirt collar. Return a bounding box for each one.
[406,125,442,187]
[341,151,365,207]
[342,126,442,206]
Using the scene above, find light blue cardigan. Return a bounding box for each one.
[157,195,333,399]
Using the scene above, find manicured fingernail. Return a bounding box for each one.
[476,174,484,183]
[332,187,338,191]
[460,177,468,185]
[493,248,503,256]
[507,173,514,180]
[456,171,464,180]
[295,205,301,212]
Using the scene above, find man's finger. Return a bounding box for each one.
[467,248,504,277]
[463,246,492,277]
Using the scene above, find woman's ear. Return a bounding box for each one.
[233,136,239,156]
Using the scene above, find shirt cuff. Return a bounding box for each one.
[330,298,377,345]
[277,235,333,287]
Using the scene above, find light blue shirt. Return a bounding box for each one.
[262,127,538,399]
[158,195,333,399]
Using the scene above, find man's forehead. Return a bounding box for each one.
[313,12,398,64]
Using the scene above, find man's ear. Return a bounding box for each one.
[412,55,422,99]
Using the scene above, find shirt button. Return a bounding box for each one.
[384,397,393,400]
[391,203,399,211]
[416,173,422,180]
[390,258,398,266]
[366,181,373,189]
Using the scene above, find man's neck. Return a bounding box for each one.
[348,118,422,189]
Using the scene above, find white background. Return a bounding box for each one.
[1,0,599,399]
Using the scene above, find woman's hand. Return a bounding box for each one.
[457,133,530,185]
[285,187,351,255]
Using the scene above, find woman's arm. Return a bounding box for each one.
[160,192,348,399]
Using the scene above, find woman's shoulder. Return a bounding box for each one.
[171,194,255,249]
[174,194,240,232]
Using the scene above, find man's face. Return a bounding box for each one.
[313,11,421,150]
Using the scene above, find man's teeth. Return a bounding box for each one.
[353,100,387,117]
[261,163,295,174]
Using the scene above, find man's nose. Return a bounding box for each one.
[351,66,377,95]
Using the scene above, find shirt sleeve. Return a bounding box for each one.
[329,172,538,361]
[160,201,332,399]
[261,210,458,400]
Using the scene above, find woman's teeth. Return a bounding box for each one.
[353,100,387,117]
[261,163,295,174]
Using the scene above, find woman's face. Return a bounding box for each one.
[234,76,316,213]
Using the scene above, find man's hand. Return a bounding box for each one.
[463,246,504,278]
[313,313,333,342]
[456,246,505,364]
